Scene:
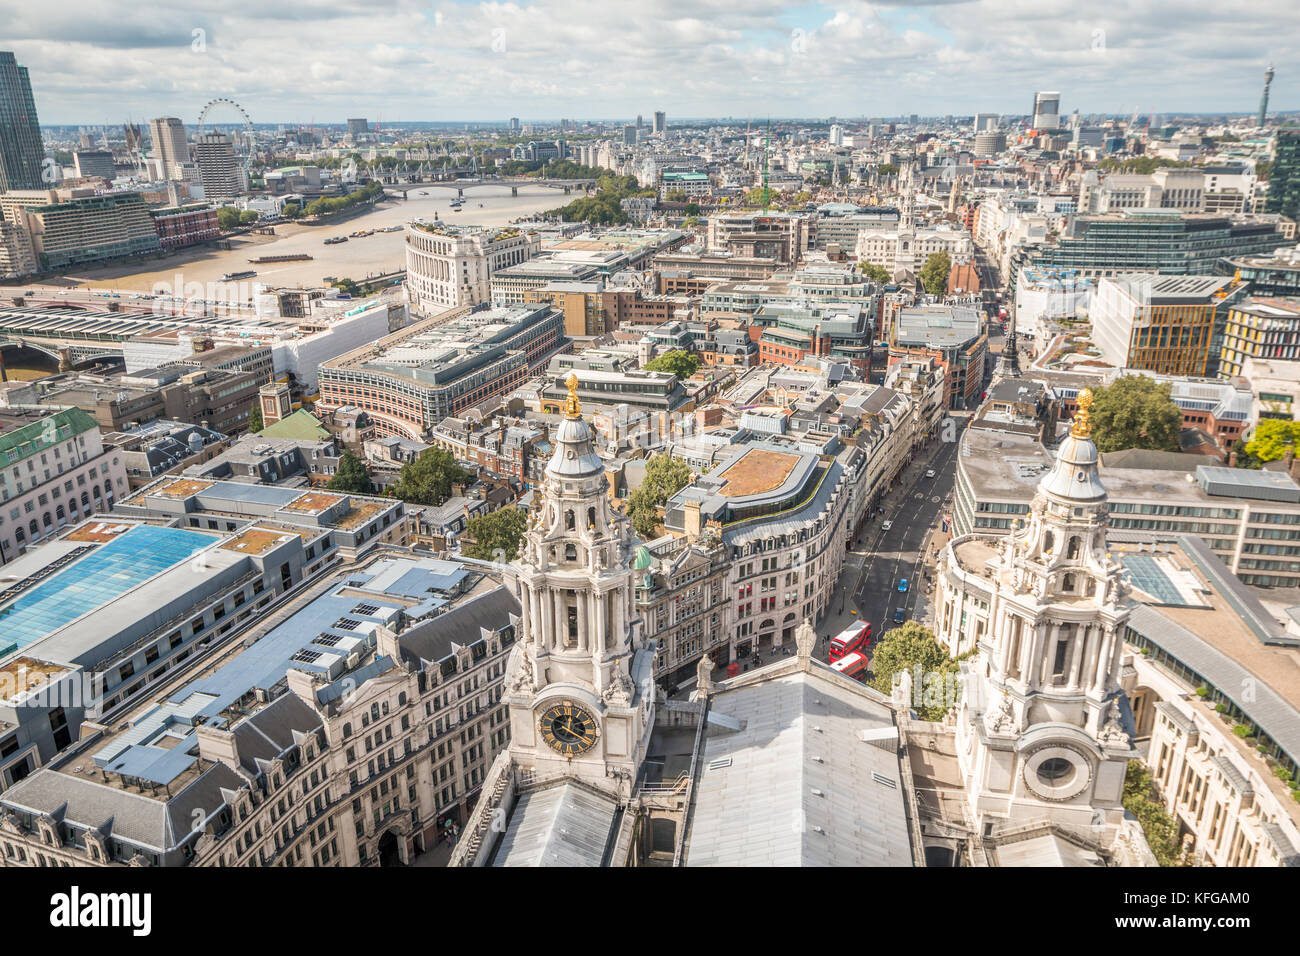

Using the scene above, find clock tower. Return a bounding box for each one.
[502,373,655,795]
[938,390,1138,838]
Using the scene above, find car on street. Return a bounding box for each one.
[897,578,909,592]
[893,608,907,624]
[925,469,936,478]
[882,520,893,531]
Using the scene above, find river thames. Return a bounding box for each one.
[24,185,570,297]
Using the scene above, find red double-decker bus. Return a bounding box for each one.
[829,621,871,662]
[830,650,868,681]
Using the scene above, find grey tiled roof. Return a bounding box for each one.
[492,780,619,867]
[684,667,914,867]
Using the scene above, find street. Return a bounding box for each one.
[849,432,960,640]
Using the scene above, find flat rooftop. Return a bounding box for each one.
[283,491,344,514]
[0,525,217,654]
[218,526,301,556]
[716,448,800,497]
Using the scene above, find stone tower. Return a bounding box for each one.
[503,372,655,795]
[939,389,1137,836]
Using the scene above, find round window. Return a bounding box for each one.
[1037,757,1074,783]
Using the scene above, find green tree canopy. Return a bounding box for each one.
[389,447,470,506]
[642,349,700,379]
[461,506,528,562]
[919,251,952,297]
[868,622,960,721]
[1122,761,1192,867]
[859,261,891,284]
[216,207,242,231]
[238,210,260,225]
[625,454,693,539]
[327,450,373,494]
[876,162,900,177]
[247,399,263,433]
[1088,376,1183,454]
[1243,419,1300,465]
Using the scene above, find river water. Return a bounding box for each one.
[33,185,569,295]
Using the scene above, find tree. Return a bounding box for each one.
[643,349,700,379]
[624,454,693,539]
[462,507,528,562]
[859,261,891,284]
[327,450,373,494]
[389,447,470,506]
[876,162,900,177]
[1122,761,1191,867]
[664,188,687,203]
[868,622,960,721]
[216,207,242,231]
[282,203,301,219]
[1088,376,1183,454]
[1243,419,1300,465]
[683,202,701,217]
[247,399,263,433]
[919,251,952,296]
[238,210,260,225]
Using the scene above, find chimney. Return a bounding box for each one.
[684,499,702,537]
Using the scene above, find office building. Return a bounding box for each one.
[0,189,161,271]
[0,548,513,865]
[952,421,1300,588]
[1120,534,1300,867]
[317,304,565,439]
[653,111,666,135]
[0,407,127,562]
[148,117,191,177]
[346,118,369,137]
[1031,91,1061,130]
[72,149,115,181]
[1014,210,1290,283]
[1218,295,1300,380]
[192,132,244,200]
[1090,274,1245,377]
[891,304,988,410]
[0,52,46,191]
[1267,129,1300,222]
[404,223,538,313]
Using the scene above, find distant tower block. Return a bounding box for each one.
[1259,63,1275,127]
[259,382,292,425]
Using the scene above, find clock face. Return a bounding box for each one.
[539,701,599,757]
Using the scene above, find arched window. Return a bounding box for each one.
[565,510,575,531]
[55,505,65,521]
[342,722,352,739]
[1067,536,1080,560]
[41,513,52,528]
[1043,531,1054,553]
[103,480,112,495]
[14,527,25,544]
[587,507,596,529]
[565,543,577,562]
[28,519,38,535]
[1063,572,1076,592]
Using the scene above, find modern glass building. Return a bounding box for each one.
[0,51,45,191]
[1266,129,1300,222]
[1010,209,1292,289]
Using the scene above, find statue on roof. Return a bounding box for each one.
[1071,388,1094,439]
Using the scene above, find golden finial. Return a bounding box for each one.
[1071,388,1094,439]
[563,371,582,418]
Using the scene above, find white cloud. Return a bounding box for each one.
[5,0,1296,123]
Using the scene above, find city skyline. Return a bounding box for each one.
[6,0,1298,125]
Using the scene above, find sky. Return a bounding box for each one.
[4,0,1297,126]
